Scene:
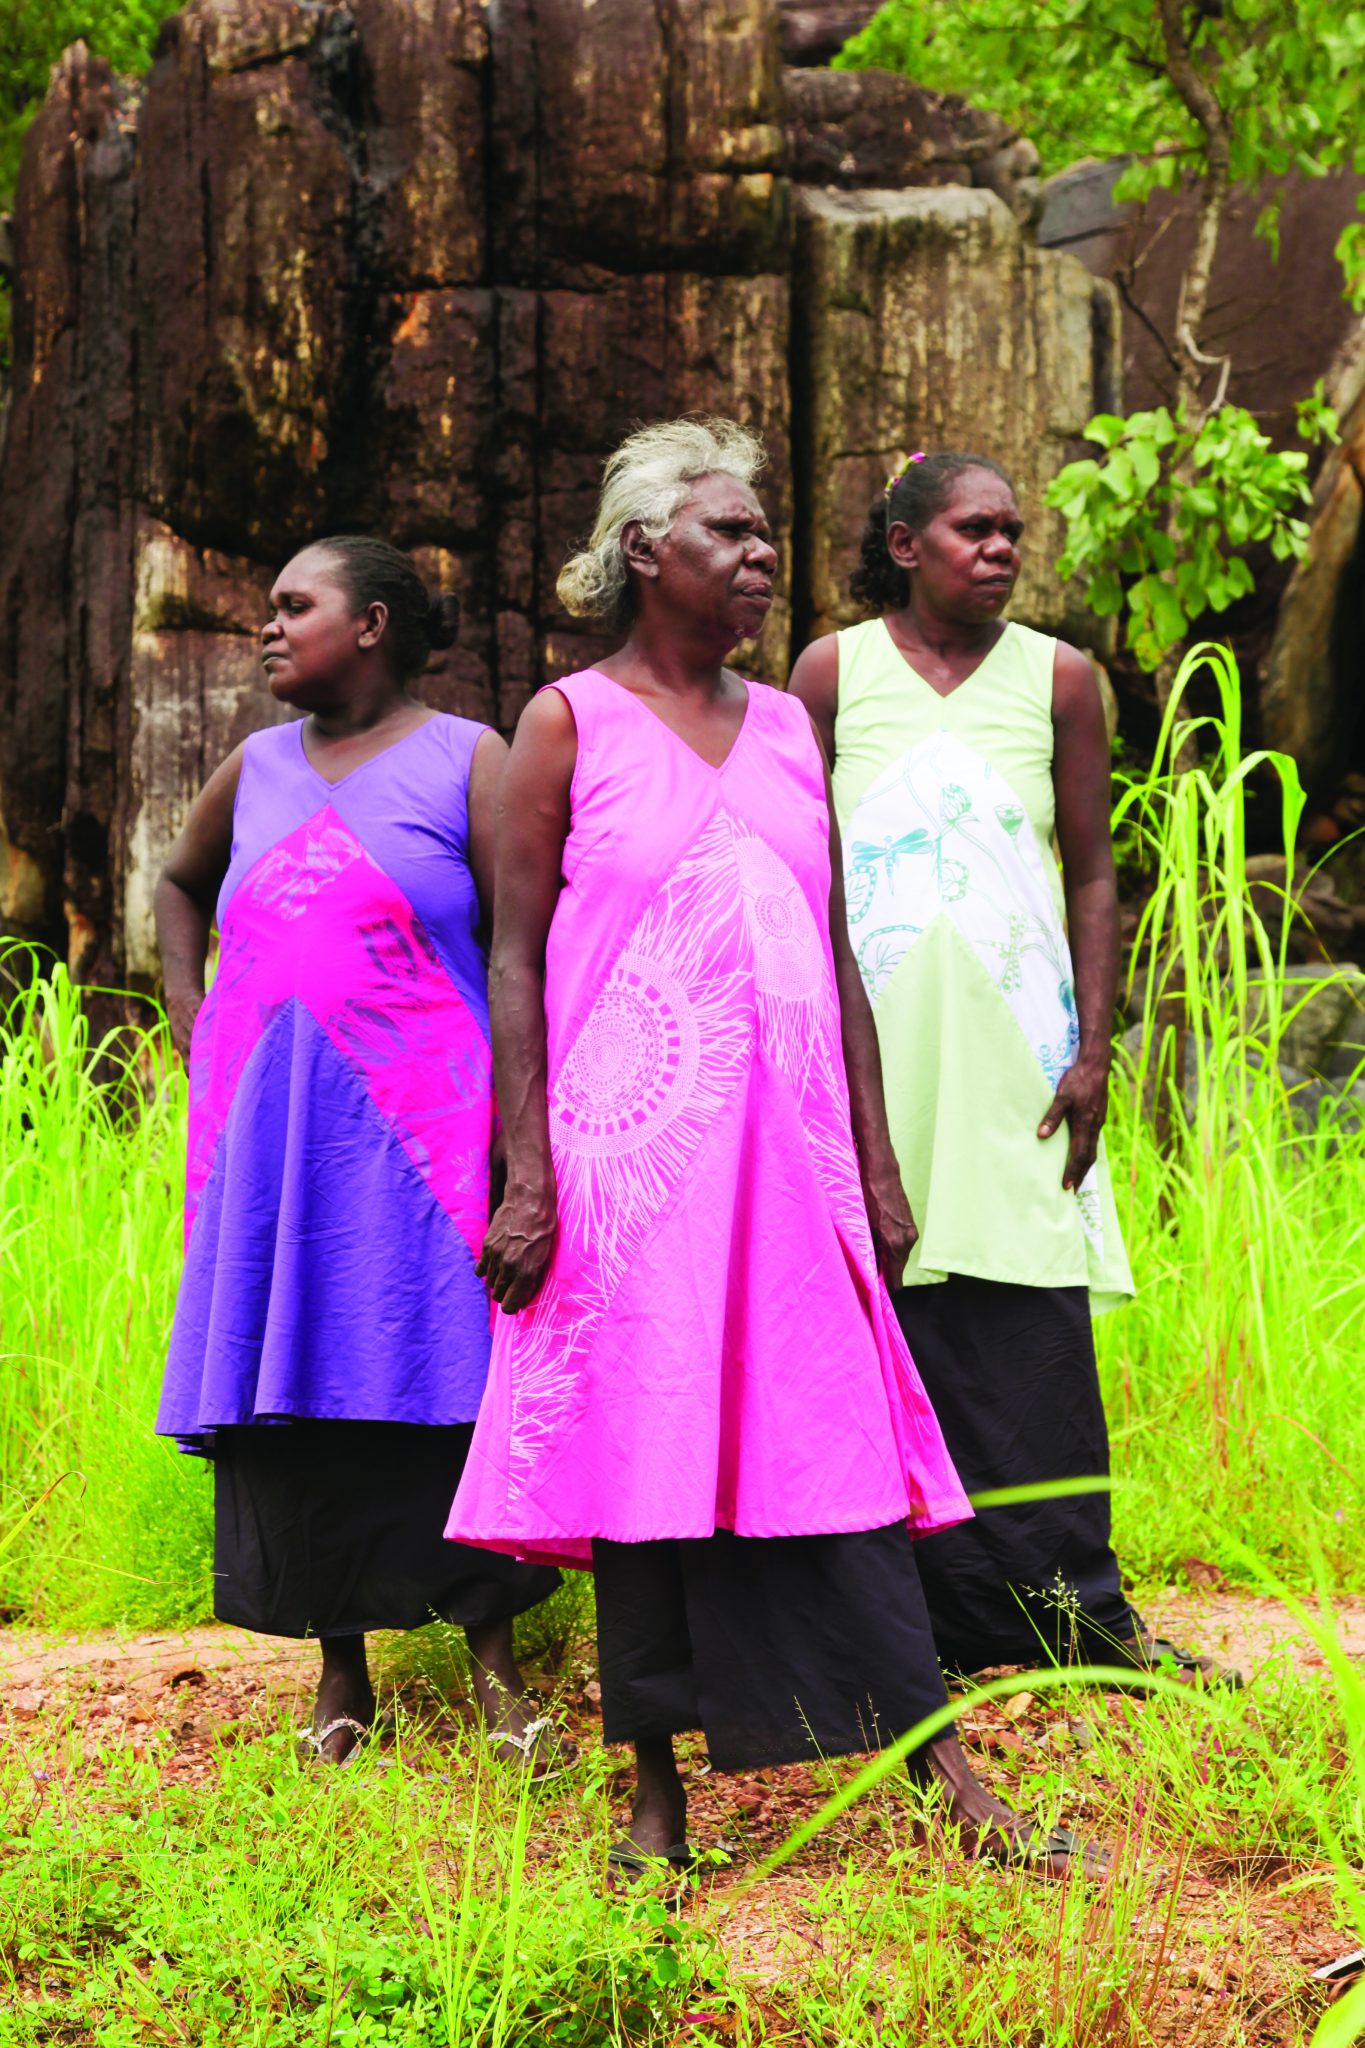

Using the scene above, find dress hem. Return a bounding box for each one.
[445,1492,974,1570]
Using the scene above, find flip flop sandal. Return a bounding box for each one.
[1122,1626,1243,1690]
[485,1715,577,1780]
[976,1823,1110,1879]
[607,1840,697,1881]
[297,1715,374,1767]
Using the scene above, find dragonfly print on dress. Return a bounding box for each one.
[845,727,1101,1253]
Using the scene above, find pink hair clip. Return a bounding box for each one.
[884,449,928,498]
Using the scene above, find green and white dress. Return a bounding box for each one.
[832,616,1132,1309]
[831,615,1135,1672]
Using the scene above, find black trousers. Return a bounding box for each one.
[592,1521,951,1772]
[893,1276,1133,1672]
[213,1420,560,1638]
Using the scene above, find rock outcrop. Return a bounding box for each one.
[796,186,1117,643]
[1260,328,1365,794]
[0,0,1118,988]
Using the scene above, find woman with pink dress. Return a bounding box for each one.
[446,419,1099,1877]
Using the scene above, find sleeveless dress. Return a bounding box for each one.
[156,715,559,1638]
[830,618,1135,1669]
[447,671,971,1769]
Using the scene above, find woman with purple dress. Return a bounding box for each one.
[155,536,559,1765]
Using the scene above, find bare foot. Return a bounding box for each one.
[917,1733,1107,1880]
[610,1735,689,1868]
[465,1620,574,1777]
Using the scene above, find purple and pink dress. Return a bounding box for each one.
[157,714,558,1639]
[446,672,971,1767]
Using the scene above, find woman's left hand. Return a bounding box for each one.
[862,1153,919,1290]
[1038,1053,1110,1191]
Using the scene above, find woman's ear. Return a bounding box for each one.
[357,599,389,650]
[886,520,918,575]
[619,520,660,583]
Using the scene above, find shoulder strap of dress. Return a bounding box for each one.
[832,618,887,713]
[427,711,487,789]
[1001,621,1058,715]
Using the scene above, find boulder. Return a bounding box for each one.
[1271,962,1365,1078]
[784,68,1010,192]
[794,185,1119,641]
[1260,331,1365,797]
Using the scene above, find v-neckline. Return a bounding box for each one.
[588,670,752,775]
[298,711,438,789]
[877,616,1008,703]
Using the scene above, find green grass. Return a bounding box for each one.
[1097,646,1365,1592]
[2,1625,1362,2044]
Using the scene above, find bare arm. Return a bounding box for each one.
[788,631,840,771]
[465,726,510,939]
[1038,642,1119,1191]
[474,691,577,1312]
[815,725,917,1290]
[154,745,245,1063]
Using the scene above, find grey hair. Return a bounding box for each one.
[556,416,768,630]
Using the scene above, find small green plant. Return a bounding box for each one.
[1046,395,1335,672]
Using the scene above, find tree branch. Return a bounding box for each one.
[1156,0,1232,419]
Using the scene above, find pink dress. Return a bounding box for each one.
[446,672,971,1569]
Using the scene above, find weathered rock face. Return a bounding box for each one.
[795,186,1119,644]
[0,1,1119,987]
[786,69,1009,193]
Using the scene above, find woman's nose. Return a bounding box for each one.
[750,537,778,571]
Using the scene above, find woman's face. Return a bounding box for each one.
[890,468,1023,623]
[647,472,778,642]
[261,548,376,706]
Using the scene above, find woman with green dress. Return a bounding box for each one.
[791,450,1233,1685]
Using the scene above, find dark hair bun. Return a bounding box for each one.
[426,591,461,651]
[309,534,460,679]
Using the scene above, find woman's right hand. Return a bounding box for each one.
[166,990,204,1068]
[476,1177,558,1313]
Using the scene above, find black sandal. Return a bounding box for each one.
[976,1822,1109,1879]
[1119,1621,1243,1690]
[607,1840,697,1880]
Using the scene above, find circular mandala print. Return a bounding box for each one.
[735,835,824,1001]
[554,953,700,1157]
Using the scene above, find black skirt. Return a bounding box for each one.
[892,1276,1133,1672]
[592,1522,951,1772]
[212,1420,561,1638]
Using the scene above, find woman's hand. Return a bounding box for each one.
[166,990,204,1067]
[476,1177,558,1313]
[861,1150,919,1291]
[1038,1052,1110,1191]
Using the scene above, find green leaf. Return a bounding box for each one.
[1084,414,1128,451]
